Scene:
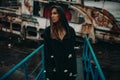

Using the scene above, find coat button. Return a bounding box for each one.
[64,69,68,73]
[51,55,54,58]
[46,78,50,80]
[68,54,72,58]
[53,68,56,72]
[44,70,46,73]
[69,72,73,76]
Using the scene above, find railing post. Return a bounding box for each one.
[23,63,29,80]
[94,68,99,80]
[82,35,105,80]
[41,46,45,80]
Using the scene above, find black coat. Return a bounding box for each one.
[43,26,77,80]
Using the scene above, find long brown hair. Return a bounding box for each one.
[50,5,69,40]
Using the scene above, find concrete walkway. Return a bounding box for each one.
[76,57,84,80]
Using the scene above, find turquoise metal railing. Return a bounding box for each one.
[82,36,105,80]
[0,36,105,80]
[0,44,45,80]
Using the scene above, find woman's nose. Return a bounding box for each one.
[51,14,54,18]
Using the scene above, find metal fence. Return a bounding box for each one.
[0,35,105,80]
[0,44,45,80]
[82,35,105,80]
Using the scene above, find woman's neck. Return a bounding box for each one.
[50,25,66,40]
[58,28,66,40]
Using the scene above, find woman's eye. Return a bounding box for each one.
[53,12,57,14]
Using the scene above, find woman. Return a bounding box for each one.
[43,5,77,80]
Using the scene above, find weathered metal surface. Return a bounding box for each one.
[0,0,120,43]
[70,3,120,43]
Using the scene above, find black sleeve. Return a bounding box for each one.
[70,27,76,43]
[70,27,77,75]
[40,26,50,39]
[42,27,54,71]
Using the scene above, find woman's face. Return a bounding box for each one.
[51,8,60,23]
